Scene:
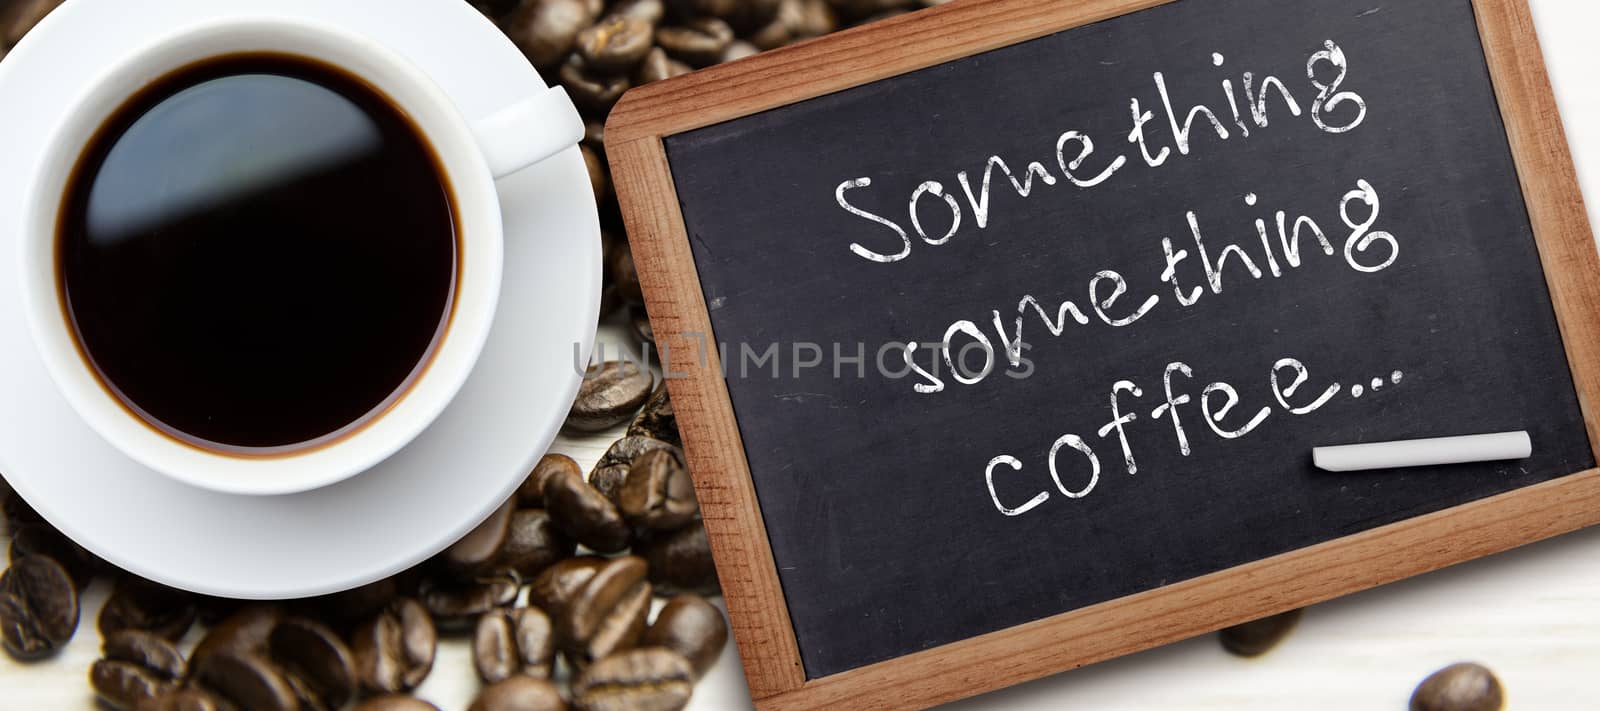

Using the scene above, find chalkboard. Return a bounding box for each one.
[607,0,1600,706]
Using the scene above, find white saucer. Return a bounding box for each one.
[0,0,600,598]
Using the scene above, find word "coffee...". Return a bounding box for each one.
[984,357,1405,517]
[826,39,1415,518]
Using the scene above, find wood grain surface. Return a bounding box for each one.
[608,136,806,696]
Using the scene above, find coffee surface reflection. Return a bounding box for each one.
[58,54,457,453]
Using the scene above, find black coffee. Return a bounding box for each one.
[58,54,457,453]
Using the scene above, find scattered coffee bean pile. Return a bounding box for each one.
[0,2,1524,710]
[2,374,726,710]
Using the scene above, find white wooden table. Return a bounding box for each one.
[4,1,1600,707]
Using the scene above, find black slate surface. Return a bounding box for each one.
[662,0,1593,679]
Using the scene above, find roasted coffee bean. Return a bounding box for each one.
[559,555,652,669]
[559,55,630,114]
[1,0,61,46]
[139,687,229,711]
[191,604,283,665]
[528,557,608,615]
[90,630,185,709]
[468,676,568,711]
[91,661,177,710]
[354,696,441,711]
[633,47,691,85]
[521,454,582,508]
[100,576,196,642]
[190,649,298,711]
[351,598,436,695]
[613,0,665,25]
[590,464,630,503]
[720,40,759,63]
[501,509,575,579]
[9,521,102,589]
[595,436,680,472]
[1411,662,1505,711]
[510,607,557,679]
[626,385,678,446]
[640,523,720,596]
[107,629,188,678]
[418,569,520,626]
[582,145,608,203]
[545,467,631,553]
[473,610,518,684]
[269,617,357,711]
[642,595,727,677]
[590,436,681,501]
[437,497,515,575]
[0,555,78,660]
[656,18,735,67]
[474,606,556,683]
[576,15,654,75]
[505,0,596,67]
[1218,608,1302,657]
[568,359,653,433]
[618,448,698,532]
[571,647,694,711]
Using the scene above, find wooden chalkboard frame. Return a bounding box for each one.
[605,0,1600,707]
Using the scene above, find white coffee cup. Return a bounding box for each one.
[16,16,583,496]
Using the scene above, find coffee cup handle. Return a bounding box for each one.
[471,86,585,180]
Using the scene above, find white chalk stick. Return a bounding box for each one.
[1312,431,1531,472]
